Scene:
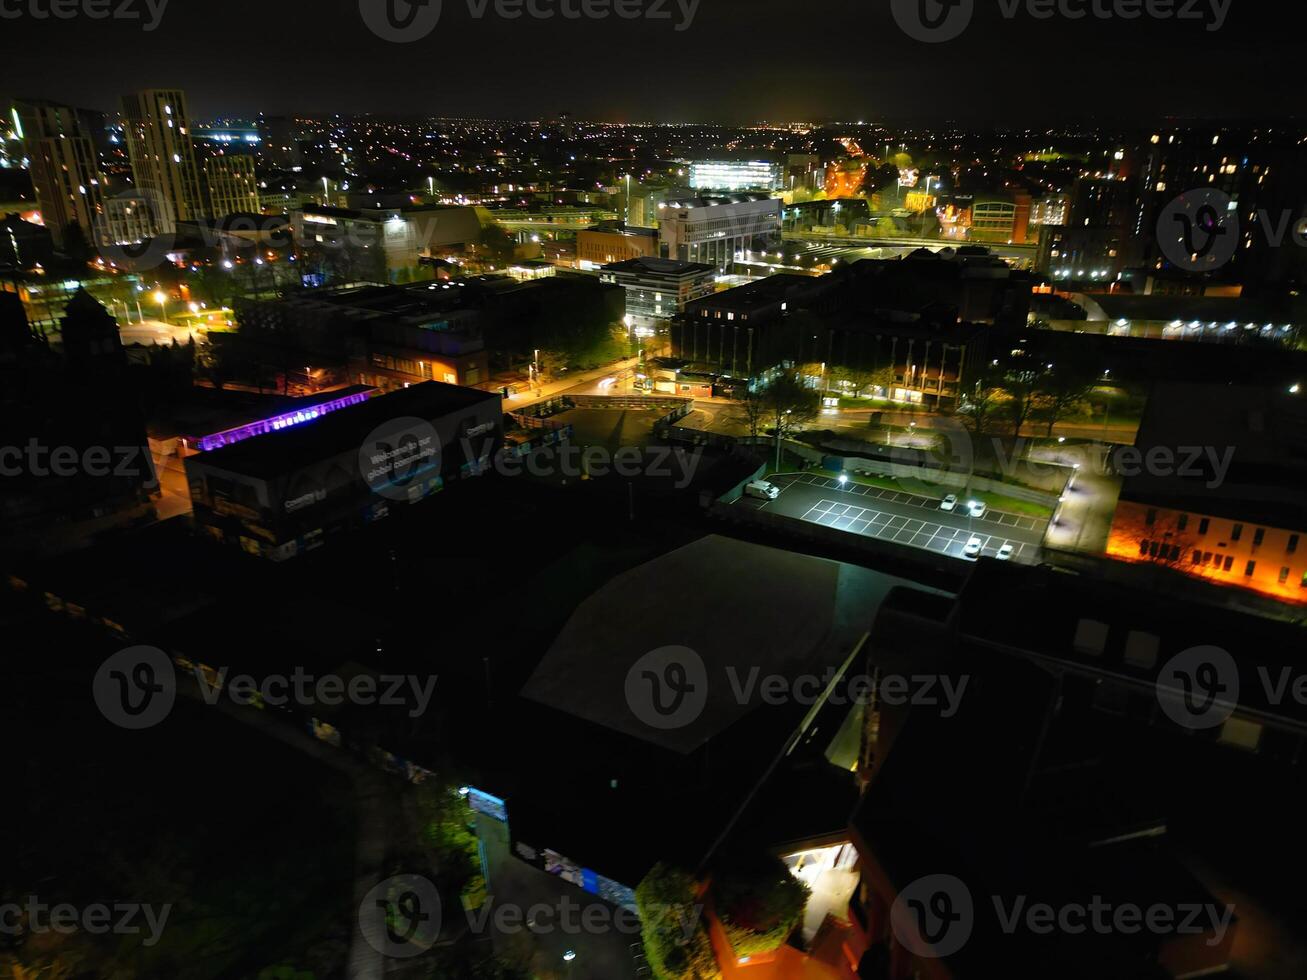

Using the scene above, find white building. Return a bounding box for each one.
[656,195,782,272]
[689,160,781,192]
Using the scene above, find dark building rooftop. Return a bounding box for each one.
[1118,381,1307,531]
[191,380,499,479]
[600,256,714,277]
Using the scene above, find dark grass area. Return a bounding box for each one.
[0,606,357,980]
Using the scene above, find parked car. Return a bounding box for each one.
[745,480,781,501]
[940,494,959,512]
[968,500,988,519]
[996,543,1015,561]
[964,536,984,560]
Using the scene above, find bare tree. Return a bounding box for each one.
[735,386,768,439]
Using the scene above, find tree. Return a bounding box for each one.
[710,852,810,958]
[475,224,518,268]
[960,363,1004,437]
[1001,367,1043,444]
[735,385,768,439]
[1038,364,1100,436]
[859,162,901,196]
[761,371,820,469]
[62,221,95,273]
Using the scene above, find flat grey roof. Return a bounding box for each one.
[520,534,924,755]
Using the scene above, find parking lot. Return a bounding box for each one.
[739,472,1048,564]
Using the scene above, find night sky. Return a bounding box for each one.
[0,0,1302,123]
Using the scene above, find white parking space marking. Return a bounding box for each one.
[795,498,1033,562]
[772,473,1044,535]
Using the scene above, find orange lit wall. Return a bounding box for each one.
[1107,500,1307,604]
[825,165,867,200]
[706,907,843,980]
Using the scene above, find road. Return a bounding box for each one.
[502,354,646,411]
[739,472,1048,564]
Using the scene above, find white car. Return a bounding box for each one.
[967,500,988,519]
[996,543,1015,561]
[963,536,984,560]
[940,494,959,512]
[745,480,781,501]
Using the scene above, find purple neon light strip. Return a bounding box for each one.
[198,391,372,451]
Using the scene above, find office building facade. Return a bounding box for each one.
[688,160,781,192]
[656,194,781,271]
[599,256,714,326]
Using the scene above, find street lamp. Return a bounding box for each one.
[153,290,168,324]
[838,473,849,492]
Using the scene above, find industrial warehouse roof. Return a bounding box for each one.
[521,534,919,755]
[188,381,500,479]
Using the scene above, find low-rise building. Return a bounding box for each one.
[599,256,714,328]
[291,204,487,285]
[1106,381,1307,605]
[576,224,658,269]
[184,381,502,560]
[656,194,781,271]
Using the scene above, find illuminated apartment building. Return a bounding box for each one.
[121,89,206,232]
[203,155,260,218]
[1107,382,1307,605]
[14,99,107,248]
